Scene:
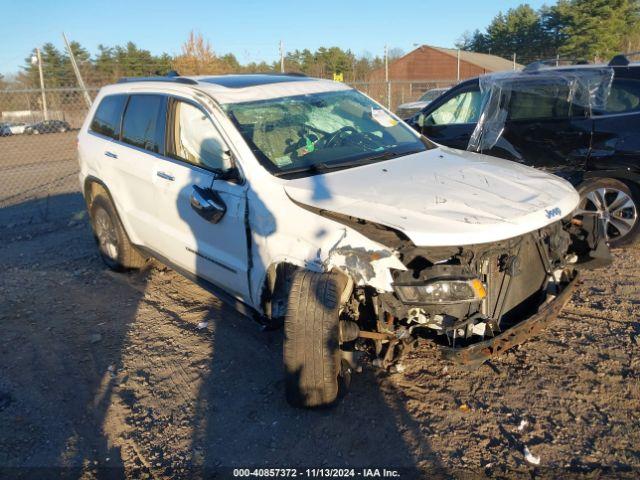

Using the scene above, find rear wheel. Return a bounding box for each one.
[90,194,146,270]
[283,270,343,408]
[577,178,640,248]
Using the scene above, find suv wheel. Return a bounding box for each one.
[283,270,344,408]
[90,194,146,270]
[577,178,640,248]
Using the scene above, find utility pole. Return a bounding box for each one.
[513,52,517,70]
[35,48,48,121]
[384,44,391,109]
[457,49,461,81]
[62,32,92,108]
[279,40,285,73]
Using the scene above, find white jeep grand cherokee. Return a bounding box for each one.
[78,73,608,408]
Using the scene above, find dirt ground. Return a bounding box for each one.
[0,134,639,479]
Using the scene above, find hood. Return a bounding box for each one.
[397,101,429,110]
[284,147,580,247]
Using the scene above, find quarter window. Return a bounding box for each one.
[90,94,127,139]
[169,100,229,170]
[121,94,166,154]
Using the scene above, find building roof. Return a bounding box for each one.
[427,45,522,72]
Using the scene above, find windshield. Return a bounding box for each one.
[222,89,431,177]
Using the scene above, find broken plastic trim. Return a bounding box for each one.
[440,272,579,365]
[467,68,614,153]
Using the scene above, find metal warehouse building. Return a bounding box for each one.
[371,44,522,82]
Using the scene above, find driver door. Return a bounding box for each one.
[152,97,250,300]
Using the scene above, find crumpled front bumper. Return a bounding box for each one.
[439,273,579,366]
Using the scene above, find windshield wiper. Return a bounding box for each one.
[276,148,423,177]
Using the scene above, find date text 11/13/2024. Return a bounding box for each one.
[232,468,401,478]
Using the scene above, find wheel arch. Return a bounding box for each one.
[83,176,142,247]
[583,169,640,188]
[258,260,353,320]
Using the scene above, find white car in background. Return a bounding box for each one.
[8,122,27,134]
[77,73,608,408]
[395,87,449,119]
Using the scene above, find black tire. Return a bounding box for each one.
[284,270,343,408]
[90,194,146,271]
[577,178,640,248]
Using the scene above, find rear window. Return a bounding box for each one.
[90,94,127,139]
[121,94,167,154]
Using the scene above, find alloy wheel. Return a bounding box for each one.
[576,187,638,241]
[94,209,118,260]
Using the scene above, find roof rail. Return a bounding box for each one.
[116,76,198,85]
[523,56,591,72]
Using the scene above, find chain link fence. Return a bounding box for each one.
[0,79,456,230]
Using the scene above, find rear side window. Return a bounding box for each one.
[121,94,167,154]
[601,78,640,114]
[508,83,586,120]
[90,94,127,139]
[509,90,570,120]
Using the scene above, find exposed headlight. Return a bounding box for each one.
[394,278,487,305]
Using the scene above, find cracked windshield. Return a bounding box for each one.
[223,89,430,176]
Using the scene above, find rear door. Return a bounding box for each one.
[86,93,165,246]
[589,69,640,174]
[110,93,168,248]
[152,96,250,300]
[418,81,481,150]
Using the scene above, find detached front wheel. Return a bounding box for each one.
[284,270,343,408]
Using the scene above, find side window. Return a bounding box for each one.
[601,78,640,114]
[426,90,482,125]
[90,94,127,139]
[506,81,590,120]
[168,99,229,171]
[121,94,166,154]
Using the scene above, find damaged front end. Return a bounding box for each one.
[333,213,610,368]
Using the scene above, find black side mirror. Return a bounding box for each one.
[215,167,242,184]
[190,185,226,223]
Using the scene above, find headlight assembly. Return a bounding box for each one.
[393,278,486,305]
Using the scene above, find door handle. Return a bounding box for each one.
[157,171,175,181]
[190,185,226,223]
[104,151,118,159]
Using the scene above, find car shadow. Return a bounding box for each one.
[176,153,446,476]
[0,193,140,478]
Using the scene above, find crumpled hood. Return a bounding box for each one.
[284,146,580,247]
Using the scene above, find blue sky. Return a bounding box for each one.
[1,0,549,75]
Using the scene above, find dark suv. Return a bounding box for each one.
[409,56,640,247]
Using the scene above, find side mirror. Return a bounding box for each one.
[417,113,426,128]
[215,166,242,184]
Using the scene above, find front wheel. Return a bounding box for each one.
[576,178,640,248]
[283,270,343,408]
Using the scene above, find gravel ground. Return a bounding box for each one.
[0,194,638,479]
[0,134,639,479]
